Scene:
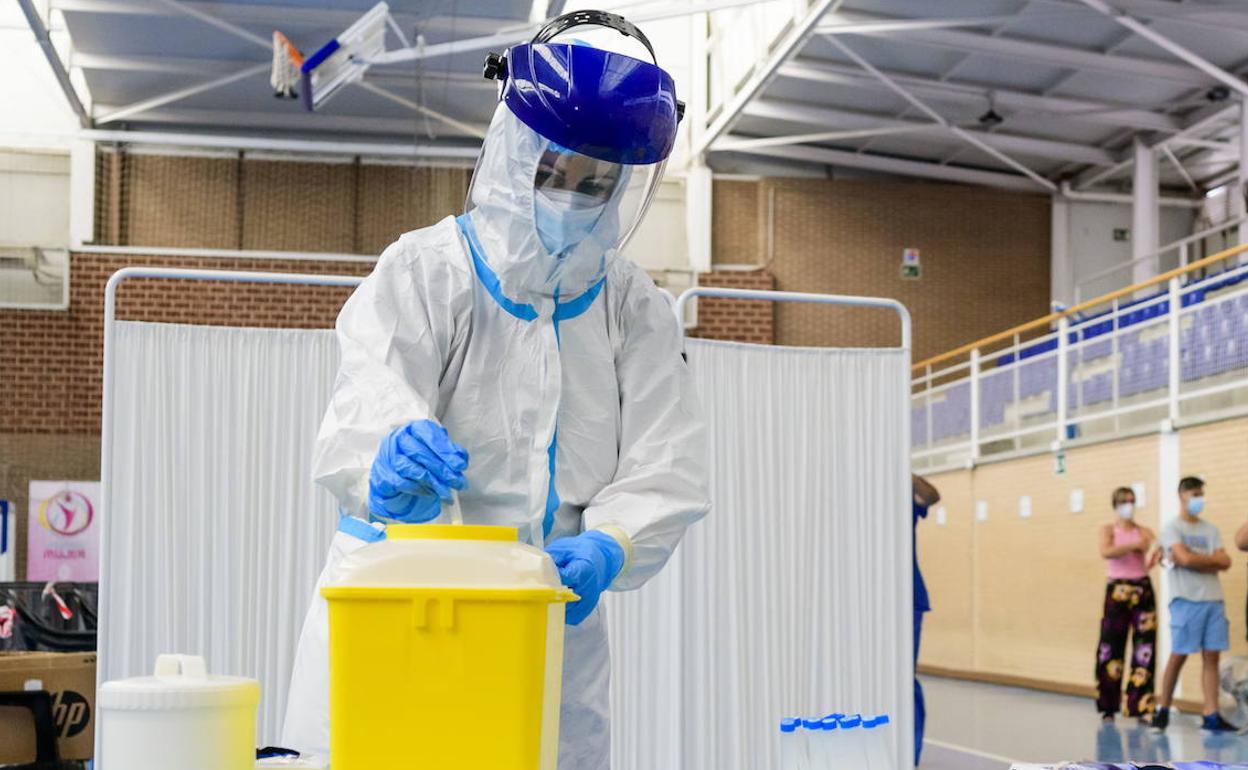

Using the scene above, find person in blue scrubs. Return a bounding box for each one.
[912,473,940,765]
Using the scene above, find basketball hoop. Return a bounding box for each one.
[298,1,392,111]
[270,30,304,99]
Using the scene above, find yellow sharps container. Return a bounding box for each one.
[321,524,575,770]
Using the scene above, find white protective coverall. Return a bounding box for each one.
[281,103,711,769]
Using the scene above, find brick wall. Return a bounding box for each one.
[711,179,763,265]
[94,150,470,254]
[689,269,776,344]
[712,178,1051,360]
[0,252,372,578]
[1,252,372,436]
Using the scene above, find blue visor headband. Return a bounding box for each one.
[483,12,683,165]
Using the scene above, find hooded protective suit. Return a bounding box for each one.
[282,18,710,769]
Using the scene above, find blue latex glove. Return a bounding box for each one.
[545,531,626,626]
[368,420,469,523]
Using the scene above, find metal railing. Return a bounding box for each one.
[1072,215,1247,306]
[913,241,1248,473]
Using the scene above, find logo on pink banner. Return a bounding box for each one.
[27,481,100,582]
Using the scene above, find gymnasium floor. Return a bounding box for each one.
[921,675,1248,769]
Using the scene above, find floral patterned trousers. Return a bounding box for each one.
[1096,577,1157,717]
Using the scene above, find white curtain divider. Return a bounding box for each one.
[102,320,341,745]
[608,337,913,770]
[99,269,912,770]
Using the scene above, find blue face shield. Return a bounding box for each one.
[491,29,682,166]
[465,11,679,297]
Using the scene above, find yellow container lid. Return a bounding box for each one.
[386,524,517,542]
[324,522,567,594]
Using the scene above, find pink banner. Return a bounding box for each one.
[27,481,100,582]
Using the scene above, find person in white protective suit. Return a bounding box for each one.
[281,10,710,769]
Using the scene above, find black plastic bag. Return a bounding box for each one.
[0,583,97,653]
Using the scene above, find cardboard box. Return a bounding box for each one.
[0,651,96,763]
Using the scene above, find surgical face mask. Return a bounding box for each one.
[1186,496,1206,516]
[1116,503,1135,520]
[534,188,606,256]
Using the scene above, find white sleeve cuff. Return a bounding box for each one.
[593,523,633,588]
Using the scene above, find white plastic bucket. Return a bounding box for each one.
[98,654,260,770]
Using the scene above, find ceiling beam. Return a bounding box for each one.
[1161,143,1199,192]
[150,0,269,48]
[72,51,247,75]
[719,140,1045,193]
[88,104,488,139]
[368,0,784,66]
[1073,157,1133,189]
[1029,0,1248,35]
[70,52,497,92]
[1200,165,1241,190]
[778,57,1181,133]
[824,34,1056,190]
[821,9,1212,86]
[1170,136,1236,152]
[51,0,516,37]
[543,1,569,21]
[713,125,939,152]
[1160,101,1241,147]
[691,0,839,158]
[18,0,90,127]
[741,99,1117,166]
[1070,99,1241,189]
[356,81,488,139]
[80,128,481,160]
[816,12,1080,36]
[1073,0,1248,97]
[94,63,268,124]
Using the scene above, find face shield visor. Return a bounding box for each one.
[464,11,683,298]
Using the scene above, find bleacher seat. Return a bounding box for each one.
[915,269,1248,448]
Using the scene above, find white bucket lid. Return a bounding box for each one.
[328,524,567,591]
[99,655,260,711]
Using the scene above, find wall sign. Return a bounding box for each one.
[1131,482,1147,509]
[27,481,101,582]
[0,500,11,582]
[901,248,922,279]
[1070,488,1085,514]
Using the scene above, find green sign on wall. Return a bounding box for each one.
[901,248,921,280]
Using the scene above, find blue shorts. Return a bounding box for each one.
[1169,598,1229,655]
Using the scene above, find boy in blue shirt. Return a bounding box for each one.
[1153,476,1236,732]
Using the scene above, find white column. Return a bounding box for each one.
[1167,277,1182,425]
[69,138,96,248]
[1156,429,1180,694]
[1133,137,1160,286]
[1238,99,1248,245]
[687,0,709,162]
[969,349,981,466]
[685,161,713,274]
[1056,316,1070,446]
[1051,194,1074,307]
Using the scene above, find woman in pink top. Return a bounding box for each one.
[1096,486,1161,723]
